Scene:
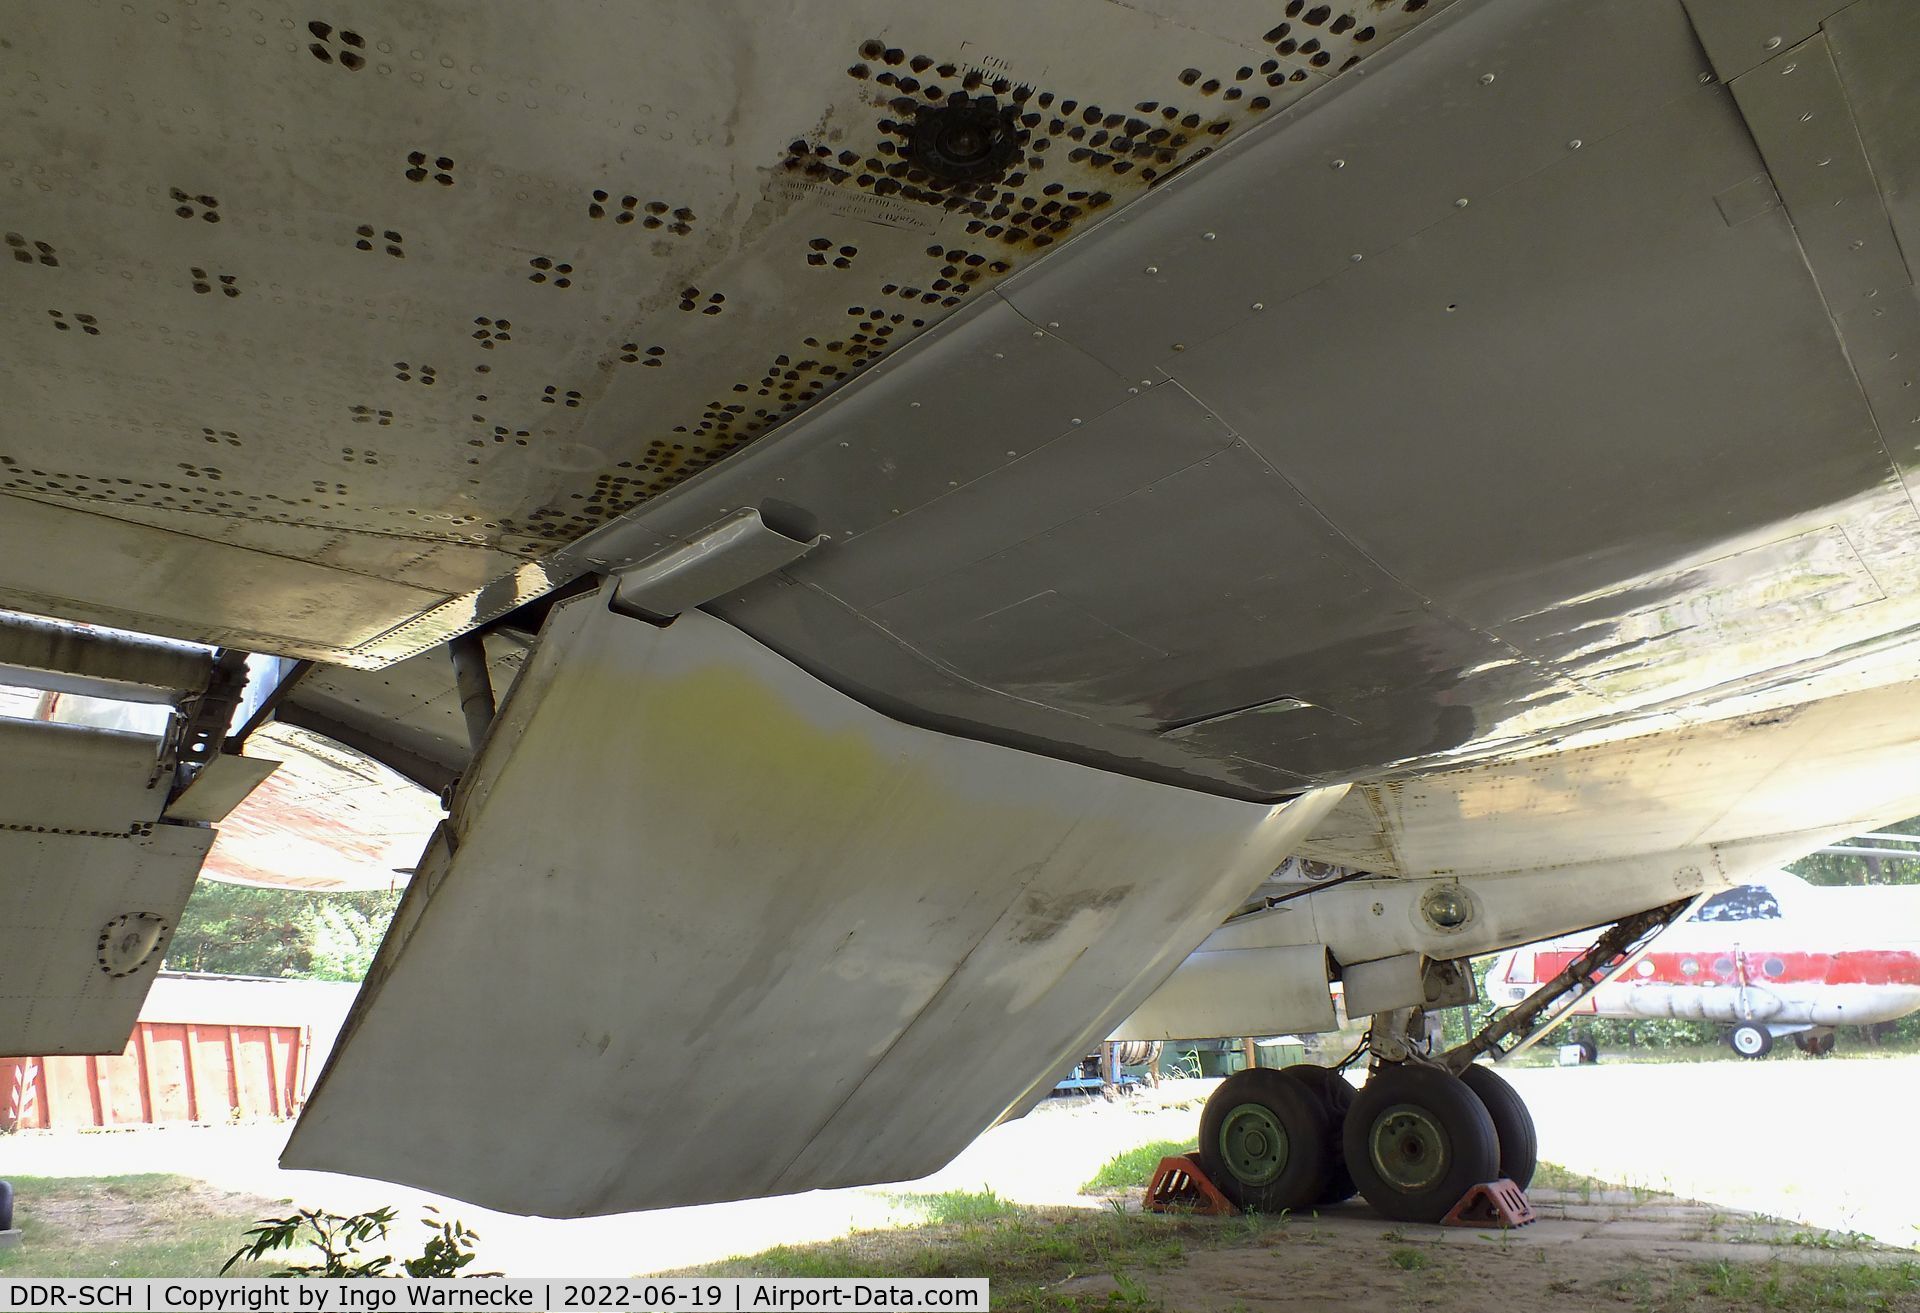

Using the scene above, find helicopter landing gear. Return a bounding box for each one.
[1793,1028,1836,1057]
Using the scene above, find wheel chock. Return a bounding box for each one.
[1144,1155,1238,1216]
[1441,1178,1536,1228]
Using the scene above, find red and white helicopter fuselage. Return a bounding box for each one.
[1487,872,1920,1057]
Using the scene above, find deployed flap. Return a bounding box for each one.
[0,826,212,1056]
[0,718,212,1056]
[285,587,1343,1216]
[0,718,169,830]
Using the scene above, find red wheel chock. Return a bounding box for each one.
[1442,1178,1536,1228]
[1144,1155,1239,1215]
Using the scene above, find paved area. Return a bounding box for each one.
[1502,1053,1920,1247]
[1053,1187,1914,1313]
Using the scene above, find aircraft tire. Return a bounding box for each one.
[1344,1064,1500,1224]
[1277,1064,1359,1204]
[1728,1024,1773,1058]
[1458,1064,1537,1190]
[1197,1067,1333,1213]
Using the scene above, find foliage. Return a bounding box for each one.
[1442,815,1920,1056]
[223,1207,399,1277]
[222,1205,488,1278]
[164,882,401,981]
[1788,815,1920,887]
[303,899,393,980]
[1081,1141,1196,1194]
[402,1211,489,1278]
[905,1189,1020,1225]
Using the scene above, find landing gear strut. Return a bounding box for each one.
[1793,1029,1836,1057]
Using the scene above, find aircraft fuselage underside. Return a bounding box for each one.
[8,0,1920,1219]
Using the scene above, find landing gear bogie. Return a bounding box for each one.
[1276,1062,1359,1204]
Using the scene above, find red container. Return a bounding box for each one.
[1,1020,308,1130]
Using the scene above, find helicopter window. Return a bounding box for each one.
[1691,885,1782,922]
[1763,957,1786,978]
[1680,957,1700,976]
[1712,956,1735,978]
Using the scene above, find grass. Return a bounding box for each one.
[1726,1216,1880,1252]
[1530,1159,1659,1202]
[903,1189,1022,1226]
[1678,1258,1920,1311]
[687,1205,1235,1309]
[0,1174,287,1277]
[694,1194,1920,1313]
[1080,1141,1195,1194]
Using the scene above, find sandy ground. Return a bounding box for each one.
[4,1055,1916,1274]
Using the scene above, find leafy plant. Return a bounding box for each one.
[404,1209,488,1277]
[222,1204,489,1277]
[223,1207,399,1276]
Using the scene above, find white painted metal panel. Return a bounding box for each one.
[0,718,167,830]
[162,754,280,824]
[285,589,1343,1215]
[0,824,212,1056]
[1114,942,1335,1042]
[1342,952,1432,1018]
[1298,669,1920,881]
[3,0,1449,665]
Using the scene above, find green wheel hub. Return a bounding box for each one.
[1218,1102,1290,1186]
[1367,1103,1451,1192]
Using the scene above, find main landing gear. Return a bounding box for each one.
[1195,1045,1534,1222]
[1197,898,1696,1220]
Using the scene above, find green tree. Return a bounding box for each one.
[164,882,401,981]
[1788,815,1920,887]
[301,898,390,981]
